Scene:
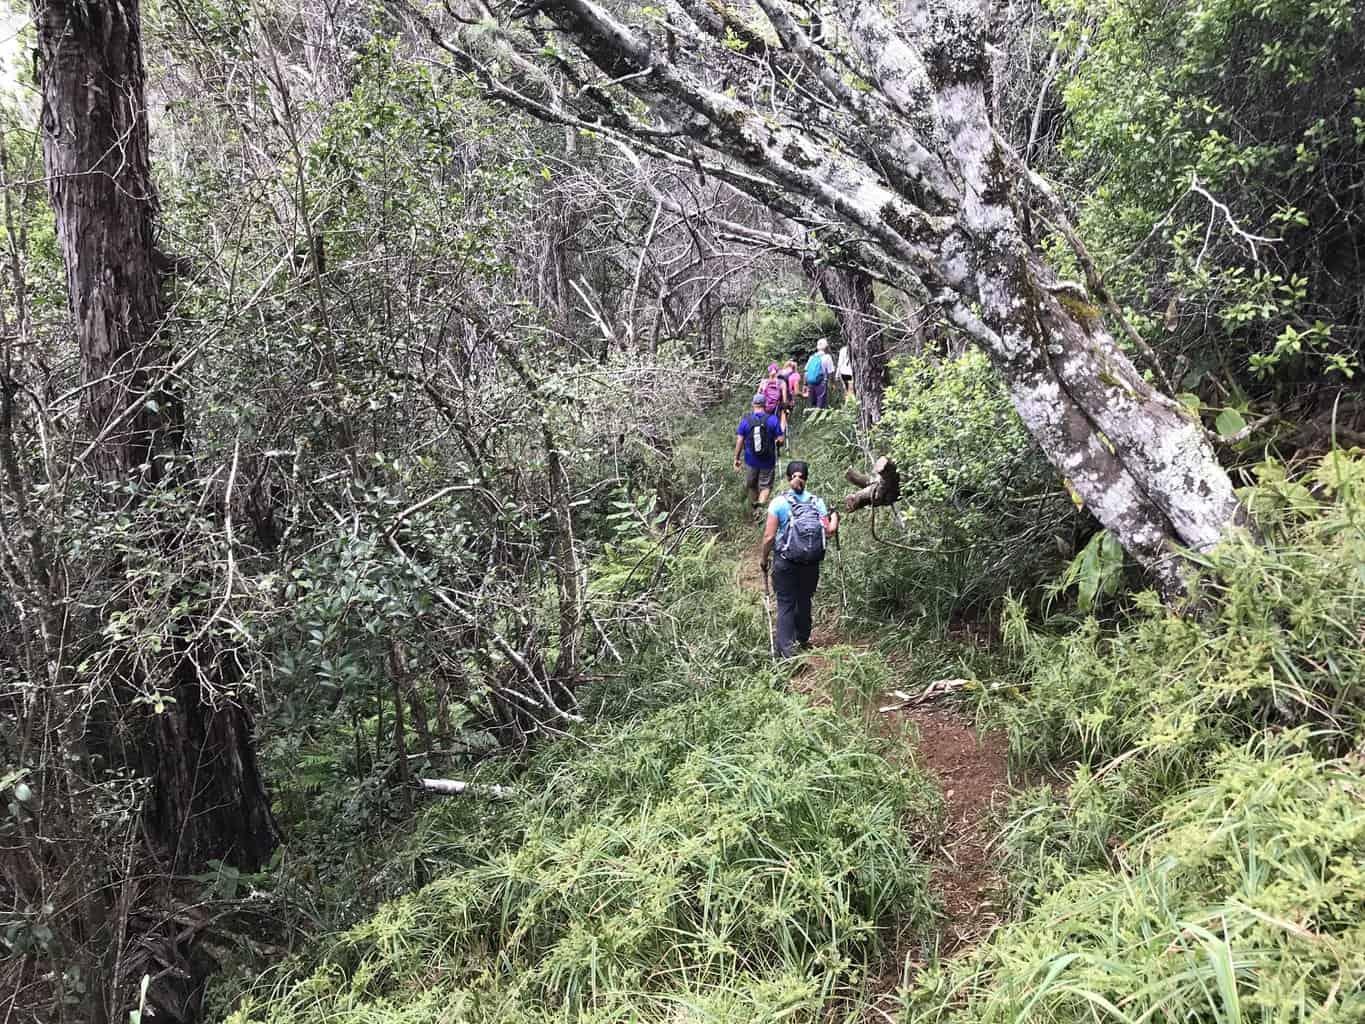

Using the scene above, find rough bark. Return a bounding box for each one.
[478,0,1249,593]
[802,259,885,426]
[34,0,277,876]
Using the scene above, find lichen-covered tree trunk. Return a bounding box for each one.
[930,77,1246,594]
[35,0,276,873]
[802,259,885,426]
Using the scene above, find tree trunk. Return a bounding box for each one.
[802,259,886,427]
[35,0,276,874]
[930,78,1247,596]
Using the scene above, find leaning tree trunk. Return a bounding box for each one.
[34,0,277,879]
[802,259,886,427]
[918,69,1248,596]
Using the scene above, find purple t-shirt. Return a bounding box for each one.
[737,412,784,469]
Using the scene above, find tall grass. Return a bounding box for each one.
[230,683,942,1024]
[900,738,1365,1023]
[227,451,945,1023]
[898,451,1365,1024]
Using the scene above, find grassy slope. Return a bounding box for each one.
[231,395,1365,1024]
[901,451,1365,1024]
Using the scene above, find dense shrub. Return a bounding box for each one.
[996,451,1364,886]
[1053,0,1365,395]
[853,353,1078,623]
[736,288,839,374]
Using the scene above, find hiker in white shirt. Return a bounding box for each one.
[836,344,853,399]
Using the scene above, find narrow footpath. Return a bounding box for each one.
[736,533,1009,965]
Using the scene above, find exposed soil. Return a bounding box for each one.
[893,706,1007,953]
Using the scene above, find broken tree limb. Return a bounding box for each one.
[878,679,974,712]
[417,778,515,800]
[878,678,1029,713]
[843,456,901,513]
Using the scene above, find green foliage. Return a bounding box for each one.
[1053,0,1365,397]
[987,452,1364,897]
[1047,529,1126,612]
[899,451,1365,1022]
[230,682,941,1024]
[903,739,1365,1023]
[737,287,838,373]
[1005,450,1364,773]
[861,353,1078,621]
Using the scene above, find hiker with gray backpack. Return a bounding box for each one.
[760,460,839,657]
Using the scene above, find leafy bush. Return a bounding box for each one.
[1053,0,1365,394]
[856,353,1078,622]
[1004,450,1364,766]
[229,683,941,1024]
[738,288,838,373]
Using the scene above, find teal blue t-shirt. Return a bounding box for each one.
[767,490,828,530]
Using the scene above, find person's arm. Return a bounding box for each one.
[733,426,744,469]
[820,499,840,537]
[760,508,779,571]
[774,417,785,447]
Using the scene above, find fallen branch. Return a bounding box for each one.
[843,455,901,513]
[878,678,974,712]
[879,677,1033,712]
[417,778,515,800]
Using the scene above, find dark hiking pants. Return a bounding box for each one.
[772,555,821,657]
[809,379,829,408]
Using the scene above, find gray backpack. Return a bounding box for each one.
[777,498,826,563]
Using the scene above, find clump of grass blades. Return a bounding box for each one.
[899,736,1365,1023]
[991,452,1365,884]
[230,683,942,1023]
[581,530,771,721]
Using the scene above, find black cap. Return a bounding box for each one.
[786,460,809,479]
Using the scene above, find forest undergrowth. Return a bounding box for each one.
[222,406,954,1023]
[224,401,1365,1024]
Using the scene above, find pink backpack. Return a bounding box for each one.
[762,377,783,413]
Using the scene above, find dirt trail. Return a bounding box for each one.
[890,705,1007,953]
[734,536,1009,958]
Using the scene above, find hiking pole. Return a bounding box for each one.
[834,525,848,620]
[761,559,776,661]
